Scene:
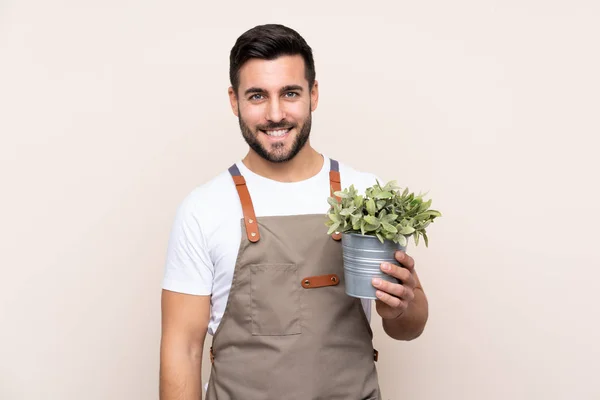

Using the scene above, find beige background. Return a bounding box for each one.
[1,0,599,399]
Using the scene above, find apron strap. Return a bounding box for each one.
[229,164,260,242]
[329,159,342,241]
[229,158,343,243]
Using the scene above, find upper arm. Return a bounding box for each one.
[160,192,214,353]
[161,290,210,355]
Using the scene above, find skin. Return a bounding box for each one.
[374,250,429,340]
[159,54,428,399]
[228,55,323,183]
[159,291,209,399]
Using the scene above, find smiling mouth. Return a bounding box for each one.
[260,128,292,138]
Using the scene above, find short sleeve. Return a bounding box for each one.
[162,194,214,295]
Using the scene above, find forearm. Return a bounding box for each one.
[382,287,428,340]
[159,342,204,400]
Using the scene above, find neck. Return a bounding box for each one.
[242,143,323,182]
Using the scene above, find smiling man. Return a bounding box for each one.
[233,54,316,170]
[159,24,429,400]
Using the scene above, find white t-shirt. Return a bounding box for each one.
[162,154,381,336]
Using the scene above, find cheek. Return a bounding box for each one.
[240,105,263,125]
[284,102,309,121]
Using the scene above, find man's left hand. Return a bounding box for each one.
[372,250,417,320]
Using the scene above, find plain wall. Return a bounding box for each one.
[1,1,599,399]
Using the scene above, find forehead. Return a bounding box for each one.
[238,55,307,91]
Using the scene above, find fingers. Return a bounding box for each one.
[380,262,416,289]
[394,250,415,271]
[374,252,419,319]
[372,277,415,302]
[375,288,404,308]
[373,251,417,314]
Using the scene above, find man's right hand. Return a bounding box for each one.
[159,289,210,399]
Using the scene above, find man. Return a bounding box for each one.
[159,24,428,400]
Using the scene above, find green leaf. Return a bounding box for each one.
[414,232,420,246]
[399,226,415,235]
[376,200,387,210]
[364,215,380,226]
[366,199,376,215]
[327,221,340,235]
[415,210,442,220]
[383,214,398,223]
[382,180,401,191]
[327,197,339,207]
[419,199,432,212]
[375,191,393,199]
[423,231,429,247]
[397,234,408,247]
[351,215,362,230]
[381,222,398,233]
[354,195,364,207]
[334,190,350,199]
[328,213,340,223]
[376,232,385,244]
[340,206,356,216]
[364,223,379,232]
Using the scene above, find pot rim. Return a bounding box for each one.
[340,231,408,249]
[341,231,399,240]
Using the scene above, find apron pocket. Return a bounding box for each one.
[250,263,301,336]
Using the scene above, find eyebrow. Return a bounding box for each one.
[244,85,304,96]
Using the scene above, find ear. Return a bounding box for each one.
[228,86,239,117]
[310,80,319,112]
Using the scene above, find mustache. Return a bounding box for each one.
[256,121,295,131]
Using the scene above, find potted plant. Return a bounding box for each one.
[325,180,441,299]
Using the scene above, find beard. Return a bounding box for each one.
[238,108,312,163]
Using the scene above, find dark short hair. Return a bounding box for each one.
[229,24,316,94]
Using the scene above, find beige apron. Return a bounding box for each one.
[206,159,381,400]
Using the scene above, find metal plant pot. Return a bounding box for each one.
[341,232,408,299]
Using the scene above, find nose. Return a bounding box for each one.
[265,98,285,123]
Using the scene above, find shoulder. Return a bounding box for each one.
[335,159,381,192]
[172,168,239,228]
[163,169,239,295]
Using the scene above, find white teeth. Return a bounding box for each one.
[265,129,289,137]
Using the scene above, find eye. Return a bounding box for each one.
[249,94,264,101]
[284,92,299,98]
